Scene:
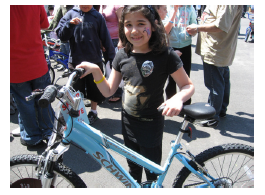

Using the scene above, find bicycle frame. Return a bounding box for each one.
[49,49,69,68]
[50,104,216,188]
[43,34,69,69]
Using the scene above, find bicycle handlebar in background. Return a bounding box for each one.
[246,12,254,21]
[43,34,61,49]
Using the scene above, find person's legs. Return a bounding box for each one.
[10,71,53,145]
[11,82,43,145]
[203,62,229,120]
[141,144,162,181]
[33,71,54,139]
[123,136,143,183]
[86,62,105,124]
[220,66,230,115]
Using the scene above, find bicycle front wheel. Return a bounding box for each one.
[10,154,86,188]
[173,143,254,188]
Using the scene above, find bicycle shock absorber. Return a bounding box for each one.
[42,150,58,188]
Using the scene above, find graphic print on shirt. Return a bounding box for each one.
[175,11,189,27]
[141,60,154,77]
[123,81,151,117]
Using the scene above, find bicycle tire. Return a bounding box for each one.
[173,143,254,188]
[245,28,251,42]
[49,67,55,84]
[10,154,86,188]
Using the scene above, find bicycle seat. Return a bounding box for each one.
[181,102,216,120]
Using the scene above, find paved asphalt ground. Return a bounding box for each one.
[10,16,255,188]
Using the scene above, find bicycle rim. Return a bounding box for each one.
[10,163,75,188]
[180,150,254,188]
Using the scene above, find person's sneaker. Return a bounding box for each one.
[12,127,20,137]
[83,98,91,107]
[200,118,219,128]
[219,112,227,118]
[20,138,46,148]
[87,111,98,124]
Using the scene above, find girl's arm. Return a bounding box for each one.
[164,5,179,34]
[186,23,223,36]
[76,62,122,98]
[160,66,195,117]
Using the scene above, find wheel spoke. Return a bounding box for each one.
[234,165,254,184]
[228,158,252,179]
[174,144,254,188]
[227,154,240,178]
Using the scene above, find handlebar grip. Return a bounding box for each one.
[38,85,57,108]
[74,68,85,77]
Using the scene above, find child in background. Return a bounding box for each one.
[77,5,194,183]
[163,5,197,105]
[153,5,167,20]
[56,5,115,124]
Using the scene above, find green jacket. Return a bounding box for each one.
[48,5,74,31]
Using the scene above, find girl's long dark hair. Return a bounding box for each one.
[119,5,168,54]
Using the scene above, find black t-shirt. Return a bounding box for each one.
[112,47,183,119]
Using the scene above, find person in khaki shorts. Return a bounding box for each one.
[186,5,243,127]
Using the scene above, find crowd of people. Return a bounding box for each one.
[11,5,244,183]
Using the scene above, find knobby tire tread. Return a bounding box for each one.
[172,143,254,188]
[10,154,87,188]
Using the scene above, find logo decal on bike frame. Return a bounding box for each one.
[93,151,134,188]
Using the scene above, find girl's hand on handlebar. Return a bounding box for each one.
[76,62,98,79]
[158,98,183,117]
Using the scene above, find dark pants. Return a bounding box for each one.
[71,62,105,103]
[165,45,192,105]
[123,136,162,183]
[10,71,53,145]
[203,62,230,120]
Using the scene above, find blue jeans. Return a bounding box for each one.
[10,71,54,145]
[203,62,230,121]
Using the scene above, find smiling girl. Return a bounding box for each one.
[77,5,194,183]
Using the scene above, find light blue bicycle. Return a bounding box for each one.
[10,69,254,188]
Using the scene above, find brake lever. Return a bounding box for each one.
[25,89,45,101]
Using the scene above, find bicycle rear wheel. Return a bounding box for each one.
[10,154,86,188]
[173,143,254,188]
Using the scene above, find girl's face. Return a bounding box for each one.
[157,5,167,20]
[124,12,153,53]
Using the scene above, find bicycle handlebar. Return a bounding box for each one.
[38,85,58,108]
[38,68,85,108]
[43,34,61,49]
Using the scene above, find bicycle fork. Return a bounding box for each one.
[36,143,70,188]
